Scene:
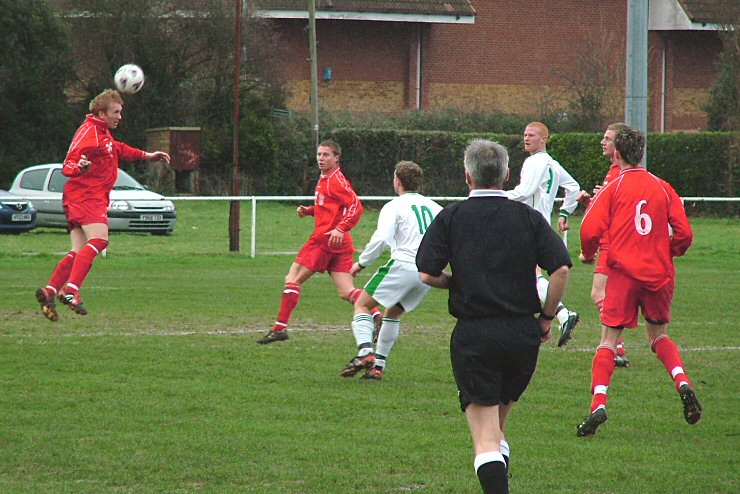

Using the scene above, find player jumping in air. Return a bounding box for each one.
[35,89,171,320]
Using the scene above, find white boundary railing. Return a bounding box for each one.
[163,195,469,257]
[161,195,739,258]
[14,194,739,258]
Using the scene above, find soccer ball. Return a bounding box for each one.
[114,64,145,94]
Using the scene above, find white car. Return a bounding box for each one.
[10,163,176,235]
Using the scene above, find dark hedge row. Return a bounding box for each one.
[327,129,738,213]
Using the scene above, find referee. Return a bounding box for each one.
[416,138,571,494]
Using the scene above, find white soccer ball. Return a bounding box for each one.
[114,64,145,94]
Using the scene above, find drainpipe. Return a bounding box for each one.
[660,34,666,133]
[416,25,422,110]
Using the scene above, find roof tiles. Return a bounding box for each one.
[253,0,476,17]
[677,0,740,24]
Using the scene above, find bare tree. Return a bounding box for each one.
[544,32,625,132]
[49,0,288,138]
[703,0,740,131]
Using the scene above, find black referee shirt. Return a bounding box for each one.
[416,189,572,319]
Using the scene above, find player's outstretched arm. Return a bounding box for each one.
[145,151,171,164]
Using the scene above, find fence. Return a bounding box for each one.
[15,194,739,258]
[163,195,740,258]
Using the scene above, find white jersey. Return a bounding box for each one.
[506,151,580,221]
[358,192,443,266]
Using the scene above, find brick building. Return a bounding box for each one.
[254,0,737,131]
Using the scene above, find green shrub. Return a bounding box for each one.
[328,129,738,216]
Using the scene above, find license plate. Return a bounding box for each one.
[140,214,164,221]
[12,213,32,222]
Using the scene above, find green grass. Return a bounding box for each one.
[1,201,738,493]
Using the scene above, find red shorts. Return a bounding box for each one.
[601,269,674,329]
[64,199,108,230]
[594,249,609,275]
[295,240,353,273]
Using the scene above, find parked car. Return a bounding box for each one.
[0,189,37,233]
[10,163,176,235]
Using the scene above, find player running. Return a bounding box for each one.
[577,122,631,367]
[35,89,171,320]
[506,122,580,346]
[257,140,379,344]
[340,161,443,380]
[577,125,701,436]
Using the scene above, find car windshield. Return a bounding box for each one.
[113,170,147,191]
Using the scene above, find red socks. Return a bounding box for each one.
[273,282,301,331]
[65,238,108,294]
[616,338,625,357]
[47,251,77,293]
[652,335,691,391]
[347,288,362,304]
[273,285,381,333]
[347,288,382,321]
[590,345,616,412]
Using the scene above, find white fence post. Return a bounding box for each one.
[251,196,257,259]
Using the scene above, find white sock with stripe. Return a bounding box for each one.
[351,313,374,348]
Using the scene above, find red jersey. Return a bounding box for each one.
[62,114,146,206]
[601,164,620,187]
[580,167,692,290]
[596,164,620,252]
[304,167,363,253]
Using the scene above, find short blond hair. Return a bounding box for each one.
[89,89,123,115]
[526,121,549,138]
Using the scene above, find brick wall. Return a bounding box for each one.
[270,1,722,131]
[285,80,405,112]
[648,30,721,131]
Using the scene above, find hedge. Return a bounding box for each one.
[328,129,738,213]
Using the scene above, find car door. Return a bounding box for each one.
[12,165,66,227]
[44,167,69,226]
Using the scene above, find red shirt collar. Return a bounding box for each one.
[85,113,108,130]
[320,167,341,179]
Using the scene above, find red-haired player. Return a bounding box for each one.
[35,89,170,320]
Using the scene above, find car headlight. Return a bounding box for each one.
[162,201,175,211]
[109,200,131,211]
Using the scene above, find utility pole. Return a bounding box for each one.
[229,0,242,251]
[625,0,648,165]
[308,0,320,151]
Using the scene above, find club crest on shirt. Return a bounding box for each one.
[105,141,113,155]
[316,192,325,206]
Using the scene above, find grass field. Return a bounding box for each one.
[1,200,738,493]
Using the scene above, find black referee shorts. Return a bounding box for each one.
[450,314,541,412]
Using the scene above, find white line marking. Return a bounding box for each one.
[3,325,740,353]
